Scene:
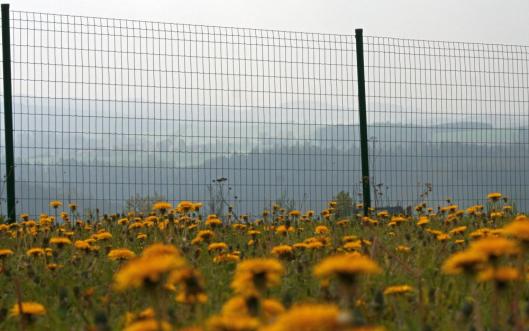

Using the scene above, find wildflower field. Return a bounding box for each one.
[0,193,527,330]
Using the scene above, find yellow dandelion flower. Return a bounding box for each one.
[487,192,502,201]
[47,263,63,271]
[490,211,504,220]
[93,231,112,241]
[292,243,308,250]
[446,205,459,213]
[49,237,72,247]
[213,253,241,264]
[449,226,467,235]
[129,222,144,230]
[247,230,261,237]
[232,223,248,231]
[176,201,194,213]
[271,245,293,257]
[336,219,350,226]
[178,327,203,331]
[142,243,181,257]
[197,230,215,240]
[390,216,408,224]
[343,240,363,251]
[396,245,411,253]
[305,241,325,250]
[442,250,487,275]
[108,248,136,261]
[113,254,186,291]
[124,307,156,326]
[222,295,285,320]
[467,205,481,215]
[26,248,45,257]
[425,228,444,236]
[315,225,330,234]
[377,211,389,218]
[513,214,529,222]
[231,258,284,294]
[275,225,295,235]
[192,202,203,211]
[0,249,14,257]
[152,201,172,213]
[49,200,62,209]
[74,240,92,251]
[9,302,46,317]
[469,228,491,239]
[503,220,529,242]
[469,237,520,258]
[416,216,429,226]
[118,218,129,225]
[436,233,451,242]
[207,314,260,331]
[314,254,381,284]
[342,235,358,243]
[123,319,172,331]
[383,285,414,296]
[208,242,228,252]
[167,267,208,304]
[288,210,301,217]
[477,266,520,283]
[261,304,342,331]
[63,231,75,238]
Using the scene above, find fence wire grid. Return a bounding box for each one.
[1,11,361,216]
[363,37,529,210]
[0,10,528,217]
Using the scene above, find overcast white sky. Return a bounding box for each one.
[11,0,529,45]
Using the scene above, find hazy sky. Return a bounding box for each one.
[12,0,529,45]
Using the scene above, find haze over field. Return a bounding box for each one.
[4,97,528,215]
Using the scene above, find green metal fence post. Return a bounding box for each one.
[1,3,16,223]
[355,28,371,216]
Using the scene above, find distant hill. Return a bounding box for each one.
[4,135,528,216]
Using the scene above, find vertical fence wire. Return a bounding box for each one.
[1,11,361,217]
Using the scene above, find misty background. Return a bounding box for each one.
[0,4,528,216]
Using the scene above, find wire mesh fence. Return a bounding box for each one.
[0,9,528,218]
[363,37,529,211]
[1,10,362,217]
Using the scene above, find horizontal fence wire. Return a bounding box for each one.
[0,11,361,216]
[363,36,529,211]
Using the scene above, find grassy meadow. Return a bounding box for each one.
[0,193,527,330]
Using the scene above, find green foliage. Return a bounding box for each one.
[273,192,296,212]
[333,191,354,218]
[124,193,166,215]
